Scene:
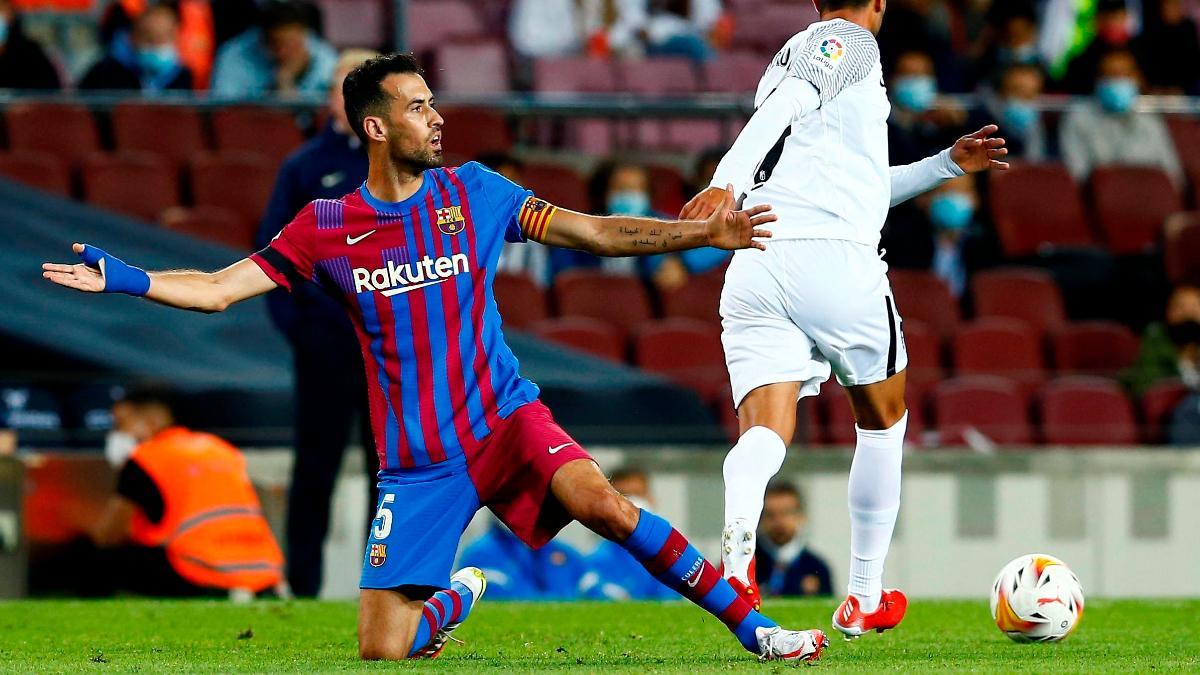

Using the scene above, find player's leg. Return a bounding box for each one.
[551,459,826,660]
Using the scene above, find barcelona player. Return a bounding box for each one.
[42,54,828,662]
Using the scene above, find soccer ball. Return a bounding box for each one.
[989,553,1084,643]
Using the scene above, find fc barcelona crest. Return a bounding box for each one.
[436,205,466,235]
[369,543,387,567]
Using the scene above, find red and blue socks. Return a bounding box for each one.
[407,580,474,657]
[621,508,775,653]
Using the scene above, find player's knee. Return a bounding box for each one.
[856,400,907,431]
[578,489,639,541]
[358,634,410,661]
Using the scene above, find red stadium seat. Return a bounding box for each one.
[1167,116,1200,172]
[553,270,654,339]
[647,163,688,216]
[530,317,624,362]
[533,57,618,92]
[5,102,100,167]
[988,163,1095,256]
[111,102,207,171]
[701,51,767,93]
[190,152,276,232]
[1141,379,1188,444]
[633,318,726,403]
[902,319,943,389]
[0,151,70,196]
[406,0,487,55]
[1189,166,1200,209]
[1089,166,1181,255]
[661,119,726,153]
[319,0,386,49]
[971,267,1066,338]
[82,152,179,222]
[660,272,724,325]
[435,41,510,95]
[1050,321,1139,377]
[617,58,698,94]
[493,272,548,330]
[211,107,304,167]
[817,380,927,446]
[934,376,1032,446]
[1039,376,1137,445]
[437,107,513,159]
[160,205,252,249]
[732,2,819,54]
[888,269,960,341]
[953,318,1047,396]
[1164,212,1200,285]
[522,162,589,211]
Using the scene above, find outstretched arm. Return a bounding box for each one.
[890,125,1010,207]
[529,186,775,256]
[42,243,277,313]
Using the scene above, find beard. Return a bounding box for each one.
[388,134,443,170]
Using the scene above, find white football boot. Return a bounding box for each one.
[755,625,829,662]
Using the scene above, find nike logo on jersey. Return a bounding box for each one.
[353,253,470,296]
[346,230,377,245]
[548,442,574,454]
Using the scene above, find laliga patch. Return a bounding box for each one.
[369,543,387,567]
[436,205,466,235]
[809,35,847,74]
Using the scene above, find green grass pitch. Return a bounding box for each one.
[0,598,1196,672]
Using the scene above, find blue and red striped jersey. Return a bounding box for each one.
[251,162,545,472]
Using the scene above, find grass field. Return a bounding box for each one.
[0,598,1196,672]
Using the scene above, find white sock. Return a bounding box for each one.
[847,411,907,613]
[722,426,787,579]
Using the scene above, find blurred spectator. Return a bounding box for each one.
[211,0,334,98]
[881,175,983,297]
[1126,285,1200,395]
[76,387,284,596]
[553,159,728,291]
[755,481,832,598]
[458,519,588,600]
[0,0,60,90]
[888,50,969,165]
[1059,0,1139,93]
[255,48,377,598]
[80,1,193,92]
[973,1,1042,87]
[581,467,674,600]
[484,152,553,287]
[1059,49,1183,186]
[510,0,584,58]
[99,0,216,89]
[1135,0,1200,94]
[973,64,1051,162]
[590,0,721,61]
[878,0,963,91]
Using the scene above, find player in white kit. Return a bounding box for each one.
[679,0,1010,638]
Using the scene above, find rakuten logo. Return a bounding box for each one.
[353,253,469,297]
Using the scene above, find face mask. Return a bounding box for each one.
[929,192,976,231]
[1001,100,1038,135]
[1167,320,1200,347]
[893,75,937,113]
[104,431,139,467]
[137,44,179,76]
[1096,77,1138,114]
[607,190,652,216]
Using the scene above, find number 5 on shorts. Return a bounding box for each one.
[373,493,395,539]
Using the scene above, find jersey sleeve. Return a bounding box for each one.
[249,202,318,291]
[467,161,536,243]
[787,22,880,106]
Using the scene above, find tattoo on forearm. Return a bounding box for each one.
[619,226,641,235]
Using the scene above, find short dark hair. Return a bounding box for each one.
[118,384,177,414]
[765,480,804,510]
[260,0,318,32]
[342,52,425,145]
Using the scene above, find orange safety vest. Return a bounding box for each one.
[128,427,283,592]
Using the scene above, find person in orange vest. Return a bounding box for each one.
[88,387,285,597]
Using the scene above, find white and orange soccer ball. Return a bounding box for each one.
[989,554,1084,643]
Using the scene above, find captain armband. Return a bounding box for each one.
[517,197,558,243]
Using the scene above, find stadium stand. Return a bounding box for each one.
[1050,321,1140,377]
[659,272,723,325]
[0,151,70,196]
[934,376,1033,446]
[632,318,726,404]
[888,269,960,341]
[1039,377,1139,446]
[81,152,179,222]
[971,267,1068,338]
[110,103,207,172]
[5,102,100,168]
[531,317,625,363]
[553,270,654,340]
[210,107,305,167]
[493,272,549,331]
[1165,212,1200,284]
[988,163,1095,257]
[1089,166,1182,256]
[189,152,276,239]
[952,319,1046,397]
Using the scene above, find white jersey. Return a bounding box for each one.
[739,19,891,247]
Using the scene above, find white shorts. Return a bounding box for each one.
[720,239,908,408]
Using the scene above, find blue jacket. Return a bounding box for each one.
[457,526,588,600]
[211,28,336,98]
[582,540,675,600]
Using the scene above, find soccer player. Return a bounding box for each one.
[679,0,1010,637]
[42,53,829,662]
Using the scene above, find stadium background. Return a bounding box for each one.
[0,0,1199,605]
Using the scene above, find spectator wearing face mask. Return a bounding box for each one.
[754,481,832,598]
[80,1,192,92]
[1059,49,1183,187]
[211,0,335,98]
[1060,0,1140,94]
[881,175,982,297]
[0,0,61,90]
[887,50,969,167]
[581,467,675,600]
[971,64,1051,162]
[1124,286,1200,444]
[973,1,1042,87]
[1134,0,1200,94]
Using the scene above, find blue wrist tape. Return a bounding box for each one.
[78,245,151,296]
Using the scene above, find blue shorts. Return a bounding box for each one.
[359,400,593,590]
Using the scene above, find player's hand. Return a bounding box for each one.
[704,184,775,251]
[42,243,107,293]
[680,185,730,221]
[950,124,1010,173]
